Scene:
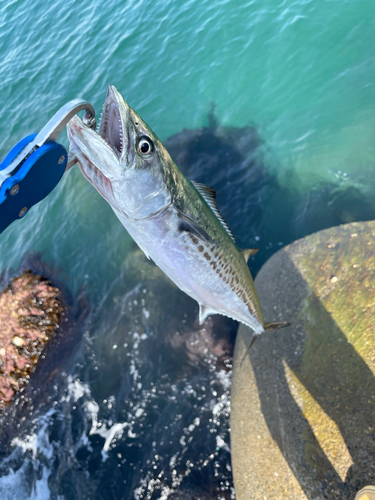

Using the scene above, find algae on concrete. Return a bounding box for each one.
[231,221,375,500]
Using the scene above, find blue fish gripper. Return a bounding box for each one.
[0,135,67,235]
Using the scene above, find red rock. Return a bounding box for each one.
[0,271,65,408]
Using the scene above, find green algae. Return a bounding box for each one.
[284,222,375,484]
[298,222,375,374]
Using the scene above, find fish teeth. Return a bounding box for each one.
[98,111,103,129]
[118,117,124,152]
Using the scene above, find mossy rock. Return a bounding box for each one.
[231,221,375,500]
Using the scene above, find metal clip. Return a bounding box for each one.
[0,99,95,185]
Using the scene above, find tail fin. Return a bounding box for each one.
[239,321,290,367]
[264,321,290,331]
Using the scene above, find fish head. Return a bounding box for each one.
[67,85,173,220]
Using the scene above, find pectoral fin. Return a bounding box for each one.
[178,211,213,243]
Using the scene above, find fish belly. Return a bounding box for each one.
[114,208,264,333]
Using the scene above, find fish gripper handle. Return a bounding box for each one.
[0,135,67,235]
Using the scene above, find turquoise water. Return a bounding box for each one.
[0,0,375,498]
[1,0,375,279]
[1,0,375,275]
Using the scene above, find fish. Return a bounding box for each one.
[67,85,287,341]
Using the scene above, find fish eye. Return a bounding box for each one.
[138,136,154,156]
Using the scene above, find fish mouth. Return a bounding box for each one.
[97,84,130,160]
[67,85,132,182]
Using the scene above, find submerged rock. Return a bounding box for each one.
[164,111,272,256]
[164,113,375,275]
[167,315,233,370]
[231,221,375,499]
[0,270,65,408]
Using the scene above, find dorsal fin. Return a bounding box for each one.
[191,180,236,243]
[242,248,259,262]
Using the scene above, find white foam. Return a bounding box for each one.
[11,409,55,460]
[135,408,144,418]
[85,400,100,434]
[216,435,230,453]
[64,376,91,402]
[98,422,128,461]
[28,467,51,500]
[0,411,55,499]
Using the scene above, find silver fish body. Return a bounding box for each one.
[67,85,282,335]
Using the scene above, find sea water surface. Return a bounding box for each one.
[0,0,375,498]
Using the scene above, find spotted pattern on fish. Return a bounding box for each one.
[67,85,279,335]
[182,231,261,322]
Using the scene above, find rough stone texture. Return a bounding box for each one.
[231,221,375,500]
[0,271,65,408]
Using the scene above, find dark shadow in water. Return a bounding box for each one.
[248,251,375,499]
[165,108,375,276]
[164,112,268,259]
